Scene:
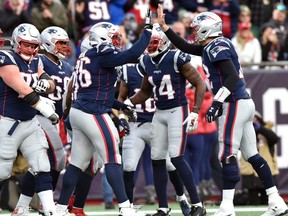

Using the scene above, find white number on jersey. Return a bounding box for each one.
[74,57,92,88]
[88,1,110,20]
[148,74,175,100]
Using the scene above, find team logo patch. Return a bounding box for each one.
[210,46,229,58]
[47,28,58,34]
[0,55,5,64]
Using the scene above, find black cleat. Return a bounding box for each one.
[190,205,206,216]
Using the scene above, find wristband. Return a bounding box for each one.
[214,86,231,103]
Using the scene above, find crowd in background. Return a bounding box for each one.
[1,0,288,67]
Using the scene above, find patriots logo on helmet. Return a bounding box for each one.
[210,46,229,58]
[197,14,216,22]
[47,29,58,34]
[18,26,26,33]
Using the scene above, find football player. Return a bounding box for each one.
[0,23,59,216]
[157,5,288,216]
[55,16,153,216]
[124,23,207,216]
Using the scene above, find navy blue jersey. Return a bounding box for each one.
[0,51,41,120]
[72,30,151,114]
[39,54,73,118]
[202,37,250,102]
[82,0,111,33]
[119,64,155,123]
[139,50,190,110]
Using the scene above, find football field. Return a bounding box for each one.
[0,204,269,216]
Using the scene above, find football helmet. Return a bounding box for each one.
[40,26,71,59]
[80,37,92,53]
[146,23,171,58]
[11,23,41,62]
[89,22,123,49]
[190,12,223,44]
[0,28,4,49]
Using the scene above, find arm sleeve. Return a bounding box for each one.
[165,28,203,56]
[215,59,239,92]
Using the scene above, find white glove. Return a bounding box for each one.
[39,96,56,111]
[35,79,50,93]
[124,98,134,107]
[35,99,59,125]
[182,112,199,133]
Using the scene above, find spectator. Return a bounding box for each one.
[261,3,288,61]
[238,5,260,39]
[30,0,68,32]
[0,0,31,37]
[231,22,262,70]
[240,111,280,205]
[210,0,240,39]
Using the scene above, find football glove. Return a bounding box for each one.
[35,99,59,125]
[144,9,153,30]
[35,79,50,93]
[119,114,130,135]
[123,98,137,122]
[206,100,223,123]
[183,112,199,133]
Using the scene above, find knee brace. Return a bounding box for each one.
[221,156,240,189]
[0,159,13,180]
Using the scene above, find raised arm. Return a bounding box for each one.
[157,4,203,56]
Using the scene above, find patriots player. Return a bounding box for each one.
[55,17,153,216]
[118,63,193,216]
[0,23,59,216]
[158,5,288,216]
[124,24,207,216]
[11,26,73,215]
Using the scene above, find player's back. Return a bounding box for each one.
[140,50,189,110]
[39,54,73,118]
[120,64,155,122]
[202,37,250,101]
[72,44,118,115]
[0,50,39,120]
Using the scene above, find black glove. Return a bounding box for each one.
[206,101,223,123]
[119,115,130,135]
[144,9,153,30]
[122,104,137,122]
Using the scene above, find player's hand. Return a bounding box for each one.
[122,105,137,122]
[35,99,59,125]
[206,101,223,123]
[144,9,153,30]
[39,96,55,111]
[35,79,50,93]
[183,112,199,133]
[119,114,130,135]
[157,4,169,32]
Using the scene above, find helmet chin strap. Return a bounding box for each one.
[20,53,33,62]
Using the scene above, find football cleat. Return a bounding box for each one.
[261,196,288,216]
[212,209,235,216]
[55,209,75,216]
[152,209,171,216]
[11,207,30,216]
[119,206,151,216]
[179,200,191,216]
[67,195,76,212]
[190,205,206,216]
[69,208,87,216]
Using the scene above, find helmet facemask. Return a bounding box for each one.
[53,39,71,59]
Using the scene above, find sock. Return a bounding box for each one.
[105,163,128,203]
[73,172,94,208]
[248,154,275,189]
[58,164,82,205]
[171,156,200,204]
[152,159,168,208]
[123,171,135,203]
[221,189,235,206]
[50,169,60,191]
[16,194,33,208]
[168,170,184,197]
[118,200,130,208]
[38,190,55,213]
